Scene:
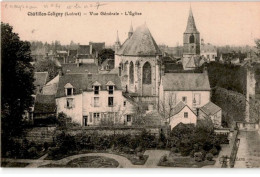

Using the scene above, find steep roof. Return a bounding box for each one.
[184,7,199,34]
[200,102,221,116]
[56,73,122,98]
[201,43,217,53]
[61,63,98,74]
[34,72,49,93]
[162,73,211,91]
[170,101,196,117]
[116,23,161,56]
[34,94,56,114]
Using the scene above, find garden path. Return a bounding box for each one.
[2,150,171,168]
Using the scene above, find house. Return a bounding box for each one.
[55,73,135,126]
[159,70,211,113]
[77,42,105,64]
[100,58,114,71]
[61,62,98,75]
[198,101,222,128]
[168,101,197,129]
[33,94,56,122]
[42,75,60,95]
[200,39,217,62]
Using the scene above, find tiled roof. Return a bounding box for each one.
[116,23,161,56]
[61,63,98,74]
[201,43,217,53]
[34,72,48,93]
[56,73,122,98]
[171,101,186,116]
[186,57,196,68]
[162,73,211,91]
[34,94,56,113]
[200,102,221,116]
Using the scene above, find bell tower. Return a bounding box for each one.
[183,7,200,57]
[114,30,121,53]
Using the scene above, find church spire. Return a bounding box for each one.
[115,30,121,53]
[185,6,198,33]
[128,22,133,39]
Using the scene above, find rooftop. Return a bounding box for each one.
[200,101,222,116]
[116,23,161,56]
[162,72,211,91]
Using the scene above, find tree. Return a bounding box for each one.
[1,22,35,135]
[35,58,60,81]
[255,39,260,57]
[98,48,115,65]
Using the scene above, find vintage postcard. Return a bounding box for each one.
[1,1,260,169]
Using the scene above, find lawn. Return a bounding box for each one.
[158,153,216,168]
[45,148,148,165]
[1,162,29,168]
[40,156,119,168]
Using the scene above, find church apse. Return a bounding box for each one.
[142,61,152,96]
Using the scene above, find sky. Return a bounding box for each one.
[1,1,260,47]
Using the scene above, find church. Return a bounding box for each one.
[114,7,202,107]
[114,23,163,109]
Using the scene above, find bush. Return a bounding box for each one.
[137,152,144,160]
[28,147,37,158]
[194,152,204,162]
[209,147,219,156]
[135,146,143,153]
[206,153,214,161]
[161,155,168,162]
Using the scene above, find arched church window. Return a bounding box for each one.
[129,61,134,84]
[143,62,151,84]
[189,34,195,43]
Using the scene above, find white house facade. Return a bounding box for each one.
[56,73,135,126]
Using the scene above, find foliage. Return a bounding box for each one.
[206,153,214,161]
[98,48,114,64]
[255,39,260,57]
[169,122,221,159]
[196,62,247,95]
[1,22,35,137]
[35,58,60,81]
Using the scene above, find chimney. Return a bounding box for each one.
[125,85,128,93]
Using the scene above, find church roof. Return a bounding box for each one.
[162,73,211,91]
[117,23,162,56]
[184,7,199,34]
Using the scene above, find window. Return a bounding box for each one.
[67,88,72,96]
[94,113,100,121]
[108,86,114,94]
[193,93,201,105]
[143,62,152,84]
[94,86,99,95]
[108,97,114,107]
[129,61,134,84]
[189,34,195,43]
[127,115,131,122]
[184,112,188,118]
[207,55,210,59]
[182,96,187,103]
[94,97,99,107]
[123,101,126,107]
[66,98,74,109]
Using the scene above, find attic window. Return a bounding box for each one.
[64,83,74,96]
[108,86,114,94]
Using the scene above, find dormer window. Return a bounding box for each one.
[64,83,74,96]
[106,81,115,95]
[92,81,101,95]
[94,86,99,95]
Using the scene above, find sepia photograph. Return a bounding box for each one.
[1,0,260,170]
